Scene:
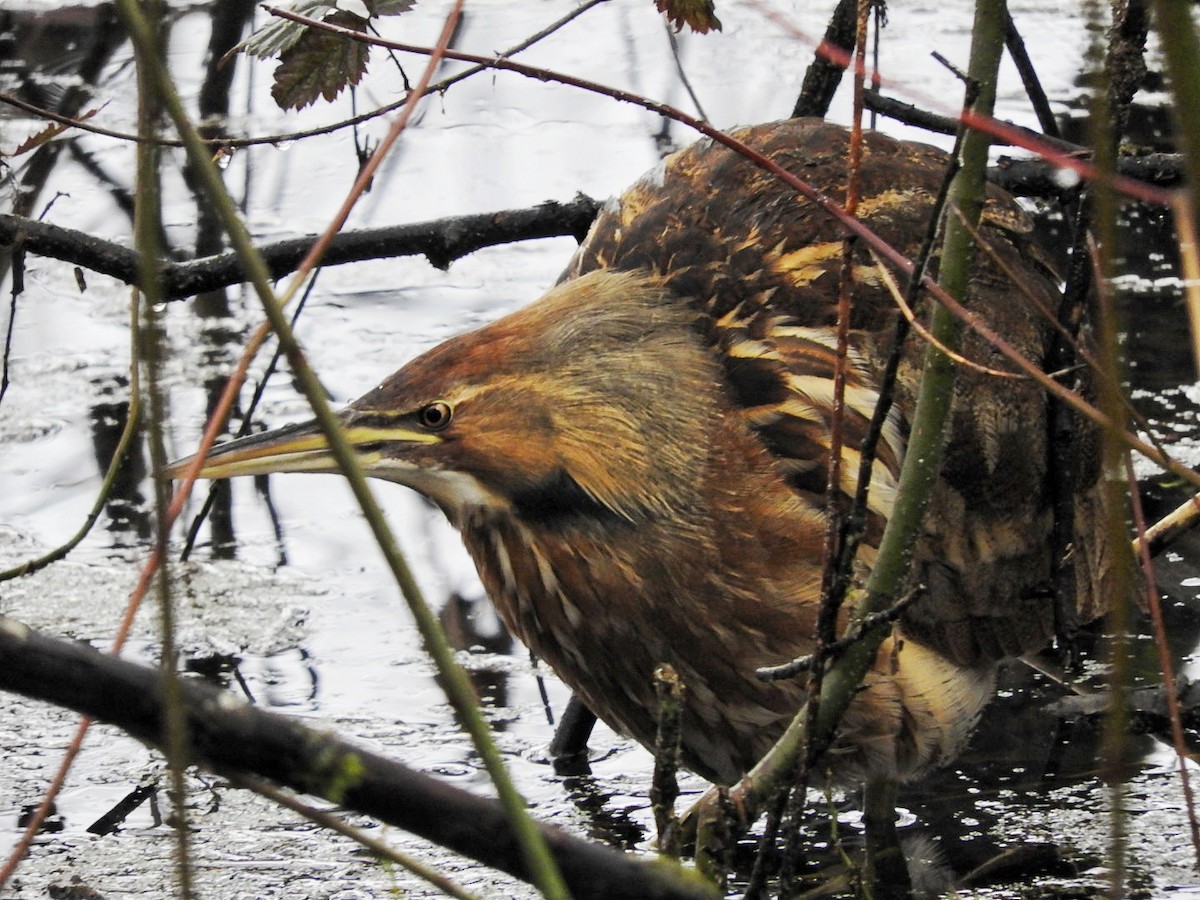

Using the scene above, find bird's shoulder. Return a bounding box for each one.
[565,119,938,331]
[562,119,929,508]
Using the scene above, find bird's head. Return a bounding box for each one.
[170,270,723,528]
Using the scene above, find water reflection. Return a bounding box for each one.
[87,374,150,542]
[0,4,126,284]
[440,591,515,716]
[558,773,648,850]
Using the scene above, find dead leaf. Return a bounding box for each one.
[655,0,722,33]
[10,108,101,156]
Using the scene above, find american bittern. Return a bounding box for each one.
[172,120,1114,787]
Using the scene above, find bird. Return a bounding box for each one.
[171,119,1116,787]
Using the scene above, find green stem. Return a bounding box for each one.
[816,0,1008,751]
[111,4,569,897]
[130,5,194,894]
[686,0,1011,839]
[0,385,141,580]
[1090,2,1139,891]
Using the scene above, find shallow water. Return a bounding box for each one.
[2,1,1200,897]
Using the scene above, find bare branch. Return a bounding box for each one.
[0,198,601,299]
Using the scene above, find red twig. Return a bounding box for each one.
[747,0,1174,208]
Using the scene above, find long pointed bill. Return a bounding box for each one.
[165,411,439,482]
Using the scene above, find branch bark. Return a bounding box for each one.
[791,0,857,119]
[0,197,601,300]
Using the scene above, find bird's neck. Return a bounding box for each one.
[456,404,828,650]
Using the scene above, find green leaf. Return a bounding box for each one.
[239,0,416,111]
[369,0,417,15]
[270,10,371,111]
[242,0,339,60]
[655,0,721,33]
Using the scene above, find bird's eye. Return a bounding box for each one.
[418,401,453,430]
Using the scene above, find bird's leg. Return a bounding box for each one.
[548,693,597,776]
[862,777,912,899]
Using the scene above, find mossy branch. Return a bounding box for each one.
[0,616,719,900]
[821,0,1006,707]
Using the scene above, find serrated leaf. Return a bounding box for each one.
[270,10,370,110]
[11,107,100,156]
[369,0,417,15]
[242,0,340,60]
[336,0,371,18]
[655,0,721,33]
[239,0,414,69]
[12,121,71,156]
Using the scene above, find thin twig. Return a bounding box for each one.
[132,12,198,891]
[810,0,871,763]
[1175,192,1200,378]
[869,253,1021,377]
[1139,491,1200,558]
[756,590,920,680]
[651,664,685,856]
[862,88,1080,152]
[0,1,611,153]
[664,25,709,123]
[1004,9,1061,137]
[0,245,21,406]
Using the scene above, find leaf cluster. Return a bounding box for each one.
[241,0,416,110]
[243,0,721,112]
